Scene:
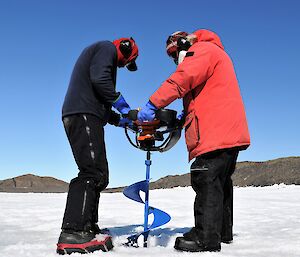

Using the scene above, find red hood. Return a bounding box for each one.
[113,37,139,67]
[192,29,224,49]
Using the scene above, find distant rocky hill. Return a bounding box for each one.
[232,157,300,186]
[1,157,299,193]
[0,174,68,193]
[106,156,300,192]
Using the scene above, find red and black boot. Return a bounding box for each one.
[57,178,113,254]
[56,228,113,255]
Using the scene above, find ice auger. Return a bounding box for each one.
[123,109,183,247]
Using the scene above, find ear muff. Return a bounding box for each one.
[119,39,132,58]
[177,37,191,52]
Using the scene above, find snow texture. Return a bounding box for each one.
[0,185,300,257]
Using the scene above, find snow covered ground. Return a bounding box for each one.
[0,185,300,257]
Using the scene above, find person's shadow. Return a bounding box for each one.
[106,225,191,247]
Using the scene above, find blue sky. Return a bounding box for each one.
[0,0,299,187]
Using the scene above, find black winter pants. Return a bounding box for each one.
[191,148,239,245]
[61,114,109,231]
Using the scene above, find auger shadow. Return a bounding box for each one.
[106,225,191,247]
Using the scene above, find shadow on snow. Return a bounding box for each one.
[107,225,191,247]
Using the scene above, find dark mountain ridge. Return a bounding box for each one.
[1,157,299,193]
[106,156,300,192]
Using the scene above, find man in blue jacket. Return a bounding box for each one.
[57,38,138,254]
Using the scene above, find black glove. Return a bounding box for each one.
[177,37,191,52]
[108,110,121,126]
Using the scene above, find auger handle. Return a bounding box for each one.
[127,109,139,121]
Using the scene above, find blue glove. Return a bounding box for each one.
[177,110,185,120]
[177,110,185,127]
[112,94,131,115]
[118,117,132,128]
[137,101,158,121]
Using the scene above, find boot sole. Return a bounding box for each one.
[174,244,221,252]
[57,236,113,255]
[174,237,221,252]
[221,240,233,244]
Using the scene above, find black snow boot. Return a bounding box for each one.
[174,228,221,252]
[221,227,233,244]
[91,223,110,235]
[56,226,113,255]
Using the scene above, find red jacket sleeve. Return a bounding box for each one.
[150,42,217,108]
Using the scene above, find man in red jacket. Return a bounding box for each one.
[138,29,250,252]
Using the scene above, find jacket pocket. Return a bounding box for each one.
[184,111,200,152]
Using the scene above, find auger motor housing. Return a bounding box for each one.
[125,109,182,152]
